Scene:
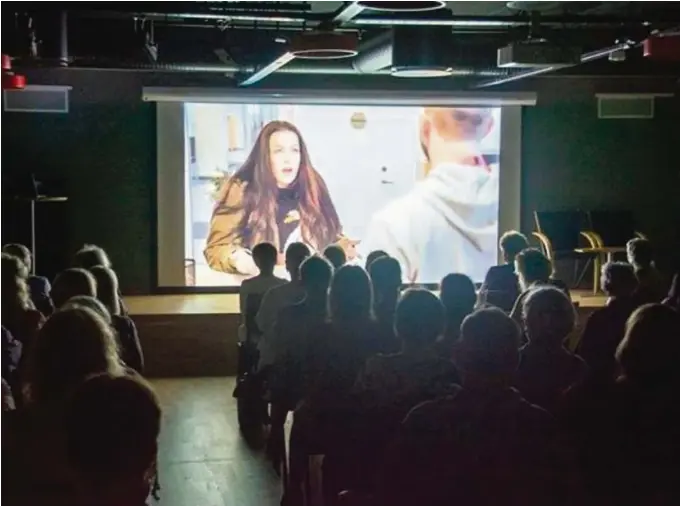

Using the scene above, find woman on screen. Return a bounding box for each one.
[205,120,343,275]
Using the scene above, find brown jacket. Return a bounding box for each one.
[204,179,317,274]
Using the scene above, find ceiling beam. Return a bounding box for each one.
[329,2,366,27]
[238,51,296,86]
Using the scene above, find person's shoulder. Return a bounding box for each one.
[112,314,135,330]
[403,390,463,429]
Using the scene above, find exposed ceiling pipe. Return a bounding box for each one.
[328,1,366,27]
[475,41,633,88]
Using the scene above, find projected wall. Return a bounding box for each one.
[182,103,502,286]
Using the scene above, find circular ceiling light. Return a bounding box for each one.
[291,32,358,59]
[357,1,447,12]
[391,66,453,78]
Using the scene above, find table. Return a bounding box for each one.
[574,246,627,294]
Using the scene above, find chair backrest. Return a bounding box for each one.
[244,293,264,341]
[588,210,636,247]
[534,210,587,252]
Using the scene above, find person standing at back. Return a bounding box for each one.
[481,231,528,312]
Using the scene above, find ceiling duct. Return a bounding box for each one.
[357,1,446,12]
[353,26,455,77]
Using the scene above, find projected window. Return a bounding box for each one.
[182,103,502,287]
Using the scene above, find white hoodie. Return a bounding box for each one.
[363,162,499,284]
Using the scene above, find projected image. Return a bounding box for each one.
[184,103,501,286]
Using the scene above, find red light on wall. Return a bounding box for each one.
[2,54,11,71]
[643,35,680,61]
[2,73,26,90]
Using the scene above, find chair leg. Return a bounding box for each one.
[575,258,592,288]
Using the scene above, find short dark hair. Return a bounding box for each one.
[66,374,161,488]
[601,262,637,297]
[323,244,346,270]
[74,244,112,269]
[459,308,520,376]
[2,243,32,271]
[285,242,311,277]
[395,289,445,347]
[366,250,389,269]
[300,255,333,292]
[499,231,529,263]
[330,265,373,321]
[252,242,278,272]
[522,286,576,345]
[368,256,402,292]
[627,238,654,267]
[515,248,553,285]
[440,273,476,314]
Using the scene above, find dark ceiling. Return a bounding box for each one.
[2,1,679,89]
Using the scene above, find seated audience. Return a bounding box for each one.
[662,271,679,310]
[365,249,389,270]
[2,377,15,411]
[73,243,128,315]
[51,268,97,309]
[577,262,639,378]
[323,244,347,270]
[357,288,459,409]
[368,256,403,354]
[627,238,665,304]
[378,308,573,506]
[3,306,124,506]
[481,231,528,312]
[510,247,570,323]
[515,287,587,412]
[256,242,311,369]
[90,265,144,374]
[66,374,161,506]
[561,304,680,505]
[436,273,476,358]
[62,295,112,324]
[1,253,44,353]
[2,325,23,397]
[238,242,287,338]
[2,243,54,316]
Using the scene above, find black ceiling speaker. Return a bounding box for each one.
[391,26,453,77]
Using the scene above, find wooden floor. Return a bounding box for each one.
[151,377,283,506]
[126,290,607,316]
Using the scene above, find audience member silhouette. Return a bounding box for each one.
[62,295,112,324]
[367,256,402,354]
[378,308,572,506]
[323,244,347,270]
[481,231,528,311]
[2,376,15,411]
[515,287,587,412]
[627,238,665,304]
[66,374,161,506]
[510,248,569,323]
[365,250,389,270]
[51,268,97,309]
[436,273,476,358]
[662,271,680,310]
[73,244,128,315]
[1,326,22,395]
[3,306,124,506]
[2,243,54,316]
[239,242,286,335]
[562,304,680,505]
[90,266,144,374]
[577,262,639,379]
[256,242,311,368]
[1,253,44,354]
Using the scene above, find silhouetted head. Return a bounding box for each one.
[523,286,576,347]
[2,243,32,272]
[252,242,278,275]
[616,304,680,384]
[499,231,529,264]
[366,250,389,270]
[601,262,637,298]
[329,265,373,322]
[396,288,445,350]
[300,255,333,296]
[457,308,521,384]
[74,244,112,270]
[626,238,654,269]
[323,244,346,270]
[440,273,476,318]
[63,295,112,325]
[90,266,121,317]
[52,268,97,309]
[1,253,32,316]
[369,256,402,295]
[515,248,553,290]
[285,242,311,280]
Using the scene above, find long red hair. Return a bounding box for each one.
[215,120,341,250]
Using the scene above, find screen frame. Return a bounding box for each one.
[153,88,530,293]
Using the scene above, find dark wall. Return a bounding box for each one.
[2,69,678,292]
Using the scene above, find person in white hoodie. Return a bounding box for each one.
[363,107,499,284]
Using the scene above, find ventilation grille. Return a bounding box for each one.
[597,95,655,119]
[3,85,71,113]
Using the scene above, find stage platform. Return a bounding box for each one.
[124,291,606,378]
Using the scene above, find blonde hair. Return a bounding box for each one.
[51,268,97,308]
[90,266,120,316]
[1,253,33,322]
[24,306,123,404]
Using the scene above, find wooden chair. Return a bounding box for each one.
[532,210,600,289]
